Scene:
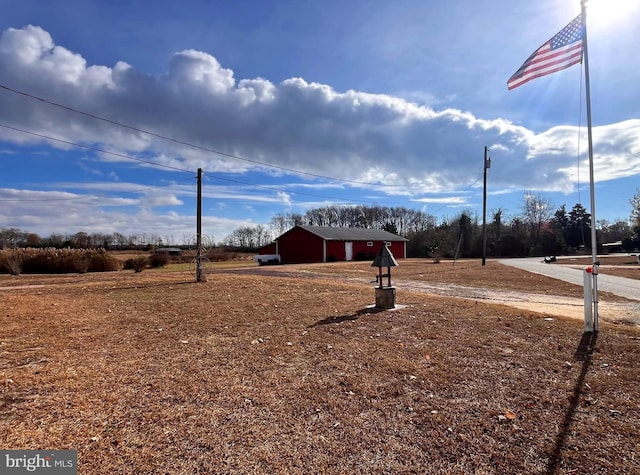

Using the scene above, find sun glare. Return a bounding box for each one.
[584,0,639,30]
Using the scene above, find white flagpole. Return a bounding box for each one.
[581,0,599,332]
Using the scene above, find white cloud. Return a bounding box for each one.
[139,191,183,208]
[277,191,292,207]
[412,196,468,205]
[0,25,639,235]
[2,26,638,195]
[167,49,235,94]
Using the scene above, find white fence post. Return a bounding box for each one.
[583,267,594,332]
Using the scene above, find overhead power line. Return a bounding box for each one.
[0,82,417,188]
[0,176,195,202]
[0,123,384,205]
[0,123,193,173]
[0,83,485,211]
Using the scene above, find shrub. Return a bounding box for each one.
[86,249,121,272]
[0,248,121,274]
[1,249,25,275]
[125,255,149,273]
[74,253,90,274]
[207,247,237,262]
[149,252,169,268]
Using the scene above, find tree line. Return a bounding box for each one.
[0,230,202,250]
[4,189,640,259]
[224,190,640,258]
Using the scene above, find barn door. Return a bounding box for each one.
[345,242,353,261]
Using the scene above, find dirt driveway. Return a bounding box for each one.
[396,279,639,325]
[229,259,640,326]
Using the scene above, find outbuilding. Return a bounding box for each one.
[262,225,408,264]
[154,247,183,256]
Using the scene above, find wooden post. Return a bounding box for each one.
[482,146,490,266]
[196,168,205,283]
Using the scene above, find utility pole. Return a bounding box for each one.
[196,168,205,282]
[482,146,491,266]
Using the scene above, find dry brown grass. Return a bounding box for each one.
[242,258,637,302]
[0,261,639,474]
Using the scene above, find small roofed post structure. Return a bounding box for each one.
[371,244,398,309]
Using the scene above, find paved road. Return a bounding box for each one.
[499,257,640,301]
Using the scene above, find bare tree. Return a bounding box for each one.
[631,188,640,227]
[224,225,271,249]
[0,228,27,248]
[522,191,554,241]
[45,233,65,248]
[491,208,504,240]
[269,214,289,237]
[26,233,41,247]
[72,232,91,248]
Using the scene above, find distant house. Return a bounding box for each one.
[602,241,623,254]
[258,225,408,264]
[154,247,182,256]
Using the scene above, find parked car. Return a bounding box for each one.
[253,254,281,266]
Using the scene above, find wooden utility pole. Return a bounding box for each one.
[482,146,491,266]
[196,168,205,282]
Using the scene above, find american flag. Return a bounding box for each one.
[507,14,583,90]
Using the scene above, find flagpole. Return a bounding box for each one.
[506,5,598,331]
[581,0,599,332]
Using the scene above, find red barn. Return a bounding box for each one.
[263,225,407,264]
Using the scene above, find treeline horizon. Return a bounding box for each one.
[218,196,640,258]
[3,193,639,259]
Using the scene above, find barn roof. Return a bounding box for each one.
[295,225,408,241]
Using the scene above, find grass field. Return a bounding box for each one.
[1,258,639,474]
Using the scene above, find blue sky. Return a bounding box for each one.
[0,0,639,243]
